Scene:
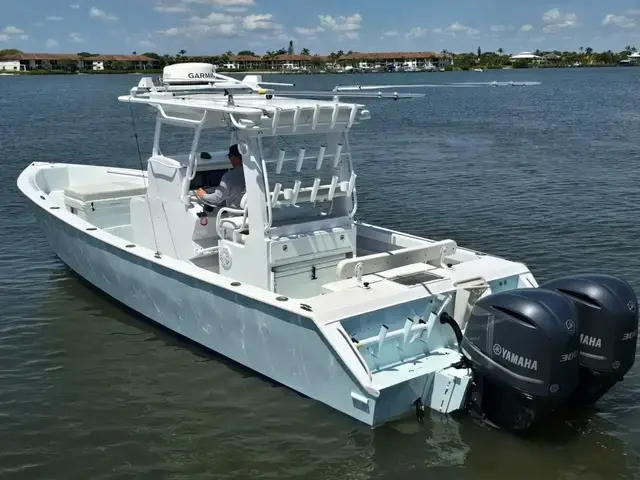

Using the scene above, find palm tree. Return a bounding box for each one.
[498,47,504,54]
[178,49,186,57]
[221,51,232,65]
[301,48,310,55]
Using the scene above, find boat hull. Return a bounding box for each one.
[31,203,386,421]
[19,162,473,427]
[29,197,470,426]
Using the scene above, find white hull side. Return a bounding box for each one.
[30,203,382,424]
[20,162,480,426]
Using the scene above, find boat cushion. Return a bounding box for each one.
[64,181,147,203]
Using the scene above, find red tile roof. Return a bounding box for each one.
[0,53,80,60]
[85,55,155,62]
[231,55,262,62]
[264,54,327,61]
[0,53,155,62]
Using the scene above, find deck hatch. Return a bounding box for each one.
[389,271,444,286]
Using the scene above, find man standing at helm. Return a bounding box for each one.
[196,144,246,209]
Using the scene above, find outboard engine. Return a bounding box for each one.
[541,274,638,406]
[461,288,580,431]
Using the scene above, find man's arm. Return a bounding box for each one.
[197,175,229,205]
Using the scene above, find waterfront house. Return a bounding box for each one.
[83,54,156,70]
[629,52,640,65]
[0,53,155,71]
[0,60,20,71]
[230,55,263,70]
[509,52,542,64]
[263,54,326,71]
[338,52,453,71]
[0,53,80,71]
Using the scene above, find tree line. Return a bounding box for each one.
[2,44,638,72]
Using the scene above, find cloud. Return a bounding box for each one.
[138,40,156,48]
[45,38,59,48]
[69,32,84,43]
[295,26,324,36]
[155,2,190,13]
[381,30,399,37]
[3,26,24,35]
[519,24,533,32]
[190,12,236,24]
[47,16,64,21]
[0,26,28,42]
[602,14,636,28]
[490,25,515,32]
[196,23,237,36]
[158,10,257,38]
[154,8,292,41]
[89,7,118,21]
[318,14,362,33]
[293,13,362,41]
[184,0,254,5]
[156,27,181,36]
[433,22,479,36]
[214,0,253,4]
[542,8,578,32]
[69,4,80,8]
[627,10,640,15]
[406,27,427,38]
[243,14,282,31]
[317,13,363,39]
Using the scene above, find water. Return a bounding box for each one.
[1,68,640,479]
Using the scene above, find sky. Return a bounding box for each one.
[1,0,640,55]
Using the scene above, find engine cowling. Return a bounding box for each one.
[461,288,579,431]
[541,274,638,406]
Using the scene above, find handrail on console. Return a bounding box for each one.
[156,104,208,127]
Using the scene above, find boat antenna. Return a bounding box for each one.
[127,99,162,259]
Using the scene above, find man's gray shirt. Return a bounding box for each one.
[202,167,246,209]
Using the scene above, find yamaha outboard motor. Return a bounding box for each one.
[541,274,638,406]
[461,288,579,431]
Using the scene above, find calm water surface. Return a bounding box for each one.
[1,68,640,479]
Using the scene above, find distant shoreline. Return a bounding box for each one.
[1,63,638,76]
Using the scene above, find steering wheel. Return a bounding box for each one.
[190,190,219,211]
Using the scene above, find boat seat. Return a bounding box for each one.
[216,194,249,242]
[64,181,147,203]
